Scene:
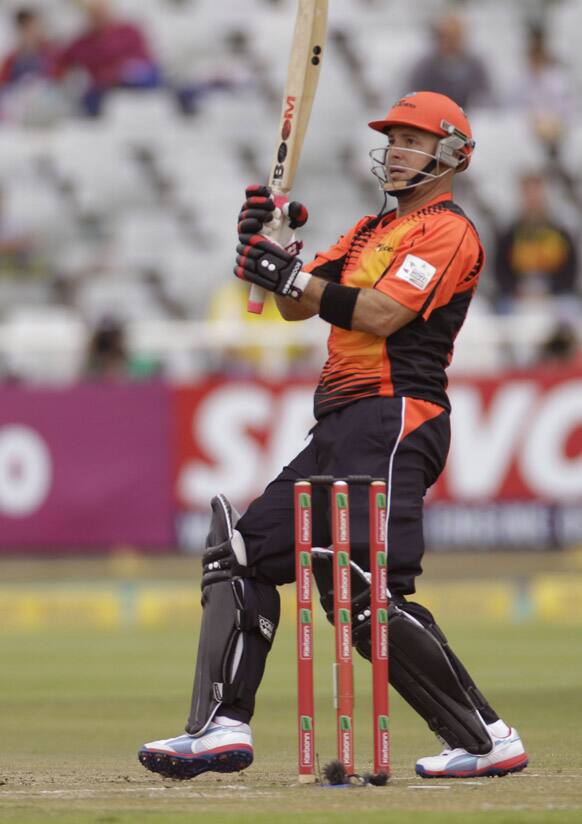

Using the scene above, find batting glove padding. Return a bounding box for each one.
[237,185,276,235]
[285,200,309,230]
[235,234,307,300]
[237,184,309,235]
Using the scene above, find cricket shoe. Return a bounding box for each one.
[138,721,253,780]
[415,725,528,779]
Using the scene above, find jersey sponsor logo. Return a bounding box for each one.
[394,253,437,290]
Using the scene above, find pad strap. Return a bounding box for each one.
[202,539,257,587]
[212,681,255,712]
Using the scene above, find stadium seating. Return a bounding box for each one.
[0,0,578,381]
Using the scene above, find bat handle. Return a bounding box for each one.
[246,196,289,315]
[247,284,266,314]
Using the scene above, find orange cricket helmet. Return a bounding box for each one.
[369,91,475,170]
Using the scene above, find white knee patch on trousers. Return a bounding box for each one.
[232,529,248,566]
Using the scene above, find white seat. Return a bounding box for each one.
[147,4,209,73]
[353,25,430,110]
[470,110,545,165]
[193,86,275,144]
[76,274,165,324]
[0,128,50,179]
[0,280,52,313]
[0,18,12,56]
[113,211,184,270]
[161,243,237,316]
[553,117,582,169]
[103,90,180,137]
[547,0,582,87]
[50,122,150,212]
[0,306,87,383]
[3,180,64,237]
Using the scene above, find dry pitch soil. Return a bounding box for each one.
[2,758,581,823]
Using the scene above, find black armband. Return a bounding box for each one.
[318,282,360,330]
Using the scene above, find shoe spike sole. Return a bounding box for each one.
[138,748,253,780]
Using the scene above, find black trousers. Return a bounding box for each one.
[237,395,450,595]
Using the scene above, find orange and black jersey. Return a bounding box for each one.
[303,193,484,419]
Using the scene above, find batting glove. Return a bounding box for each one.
[237,184,309,235]
[234,234,310,300]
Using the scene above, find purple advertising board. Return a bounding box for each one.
[0,383,174,551]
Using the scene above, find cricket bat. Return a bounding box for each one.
[247,0,329,314]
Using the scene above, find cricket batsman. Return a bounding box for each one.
[139,92,529,780]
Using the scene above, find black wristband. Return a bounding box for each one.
[319,282,360,330]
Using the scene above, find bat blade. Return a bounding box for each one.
[268,0,328,195]
[247,0,328,314]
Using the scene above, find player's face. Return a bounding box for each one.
[385,127,439,183]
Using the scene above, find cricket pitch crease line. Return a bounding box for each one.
[0,787,282,800]
[1,773,579,800]
[408,785,451,790]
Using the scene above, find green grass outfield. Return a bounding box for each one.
[1,611,581,824]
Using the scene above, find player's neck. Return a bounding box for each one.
[394,180,453,218]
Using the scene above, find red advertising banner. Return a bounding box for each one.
[3,367,581,552]
[434,365,582,502]
[0,383,174,551]
[426,364,582,549]
[173,377,316,510]
[172,377,316,549]
[173,366,582,550]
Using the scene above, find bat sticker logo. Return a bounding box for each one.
[281,95,296,140]
[273,96,296,181]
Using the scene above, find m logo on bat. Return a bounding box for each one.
[273,96,296,178]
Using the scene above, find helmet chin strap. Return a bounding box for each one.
[383,158,439,197]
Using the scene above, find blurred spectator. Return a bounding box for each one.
[84,316,129,379]
[84,315,160,380]
[58,0,162,117]
[511,23,574,151]
[405,11,492,110]
[206,282,317,377]
[0,7,68,125]
[493,172,578,312]
[0,7,58,87]
[537,321,580,365]
[0,186,37,275]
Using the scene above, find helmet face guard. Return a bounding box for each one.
[369,119,475,194]
[368,92,475,194]
[369,145,439,192]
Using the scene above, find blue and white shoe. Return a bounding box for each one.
[138,721,253,780]
[415,723,528,779]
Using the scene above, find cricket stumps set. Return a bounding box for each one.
[294,475,390,785]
